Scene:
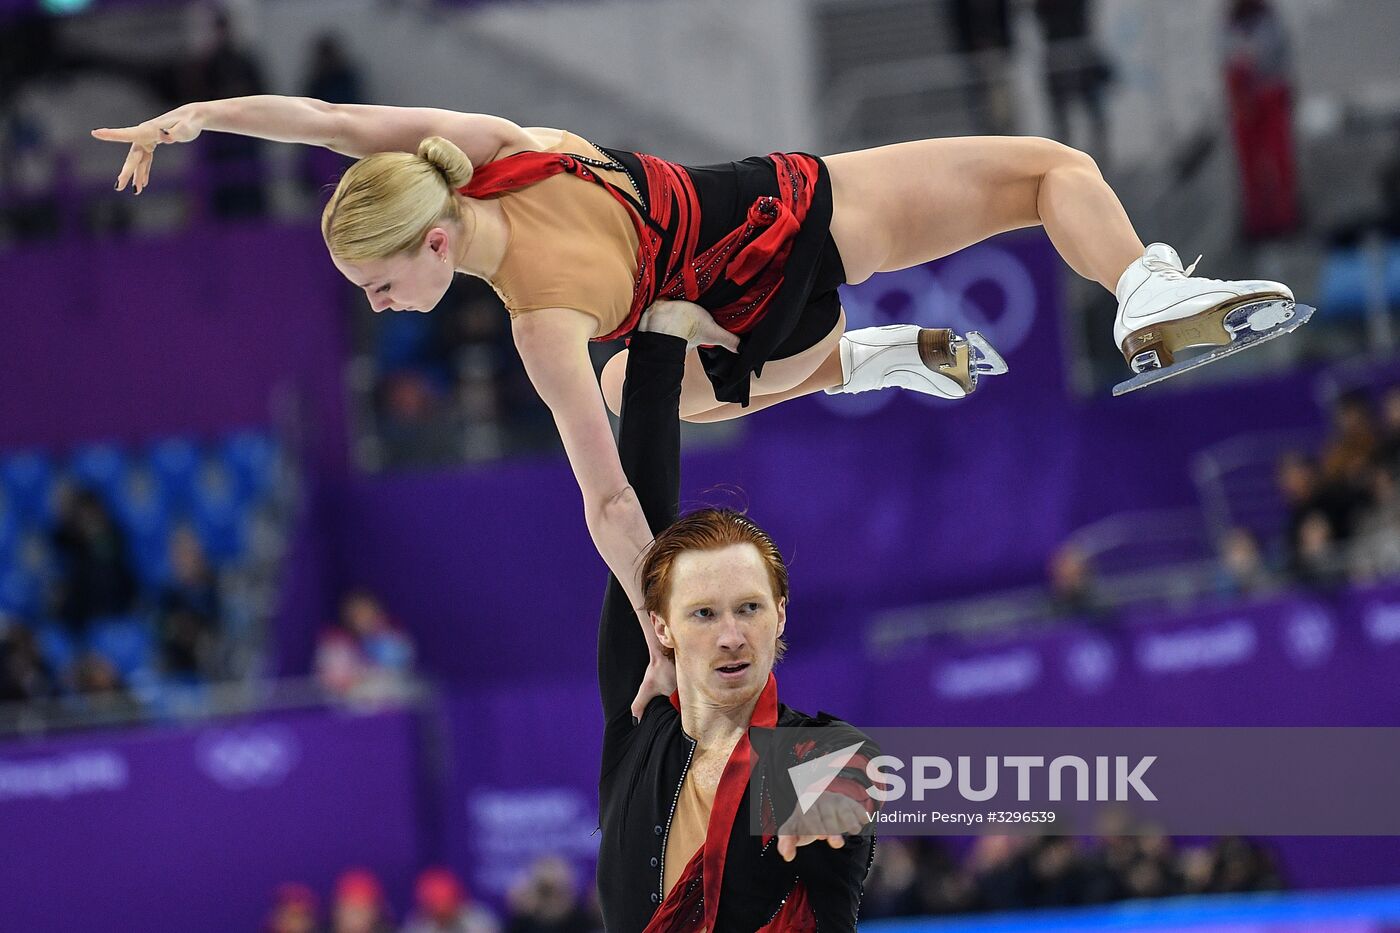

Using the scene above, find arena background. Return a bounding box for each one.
[4,0,1400,930]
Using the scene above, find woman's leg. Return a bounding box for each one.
[823,136,1144,292]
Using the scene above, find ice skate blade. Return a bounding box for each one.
[1112,302,1313,396]
[966,332,1008,376]
[937,331,1009,396]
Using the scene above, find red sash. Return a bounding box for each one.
[462,149,821,341]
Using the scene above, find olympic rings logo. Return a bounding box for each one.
[195,726,300,789]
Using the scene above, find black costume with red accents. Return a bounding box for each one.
[464,147,846,407]
[596,332,875,932]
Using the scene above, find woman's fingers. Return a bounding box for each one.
[116,145,141,191]
[91,126,141,143]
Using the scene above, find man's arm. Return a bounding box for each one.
[597,332,687,732]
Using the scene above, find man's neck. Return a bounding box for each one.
[680,689,763,754]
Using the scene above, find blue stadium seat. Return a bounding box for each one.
[0,494,18,565]
[1389,241,1400,298]
[220,431,279,505]
[112,469,172,589]
[35,622,77,675]
[1317,240,1400,319]
[86,615,155,680]
[191,463,247,561]
[148,437,202,511]
[0,450,55,528]
[68,443,128,500]
[0,561,46,617]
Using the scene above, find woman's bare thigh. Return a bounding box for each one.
[676,307,846,418]
[600,309,846,419]
[824,136,1079,284]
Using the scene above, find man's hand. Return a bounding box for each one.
[638,300,740,352]
[775,792,870,862]
[631,648,677,722]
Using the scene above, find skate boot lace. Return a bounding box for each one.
[1144,253,1203,281]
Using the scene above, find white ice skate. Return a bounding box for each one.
[1111,243,1313,396]
[823,325,1008,400]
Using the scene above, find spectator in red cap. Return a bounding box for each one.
[402,867,500,933]
[267,882,321,933]
[332,868,392,933]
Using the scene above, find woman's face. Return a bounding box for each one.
[333,226,457,314]
[654,543,786,708]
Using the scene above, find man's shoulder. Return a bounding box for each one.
[776,703,858,730]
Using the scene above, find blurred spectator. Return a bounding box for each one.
[1214,527,1276,598]
[1033,0,1113,163]
[504,857,593,933]
[1379,131,1400,238]
[1320,391,1377,489]
[267,882,322,933]
[332,869,393,933]
[315,589,415,698]
[967,835,1032,911]
[300,34,363,198]
[1028,836,1089,907]
[304,33,363,107]
[157,525,222,678]
[947,0,1014,135]
[1292,510,1346,588]
[1274,451,1360,565]
[3,532,59,620]
[1047,543,1103,618]
[1118,834,1181,900]
[1222,0,1301,241]
[1207,836,1284,892]
[71,651,141,718]
[862,837,925,918]
[50,488,137,632]
[1375,386,1400,471]
[0,620,58,703]
[180,10,269,219]
[1349,466,1400,582]
[402,867,500,933]
[911,839,975,915]
[0,95,61,240]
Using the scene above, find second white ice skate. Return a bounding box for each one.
[824,325,1008,399]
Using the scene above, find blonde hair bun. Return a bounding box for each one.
[417,136,474,190]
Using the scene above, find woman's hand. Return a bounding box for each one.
[631,650,677,722]
[639,300,740,353]
[91,104,205,194]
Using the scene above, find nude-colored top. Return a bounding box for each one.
[486,130,641,336]
[663,771,712,902]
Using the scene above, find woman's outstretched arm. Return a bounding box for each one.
[93,96,531,193]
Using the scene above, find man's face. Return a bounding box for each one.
[655,544,786,706]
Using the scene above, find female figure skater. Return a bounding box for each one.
[599,304,878,931]
[93,97,1296,709]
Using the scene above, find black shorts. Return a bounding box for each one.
[602,148,848,405]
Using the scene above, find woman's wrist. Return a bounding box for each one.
[187,99,218,133]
